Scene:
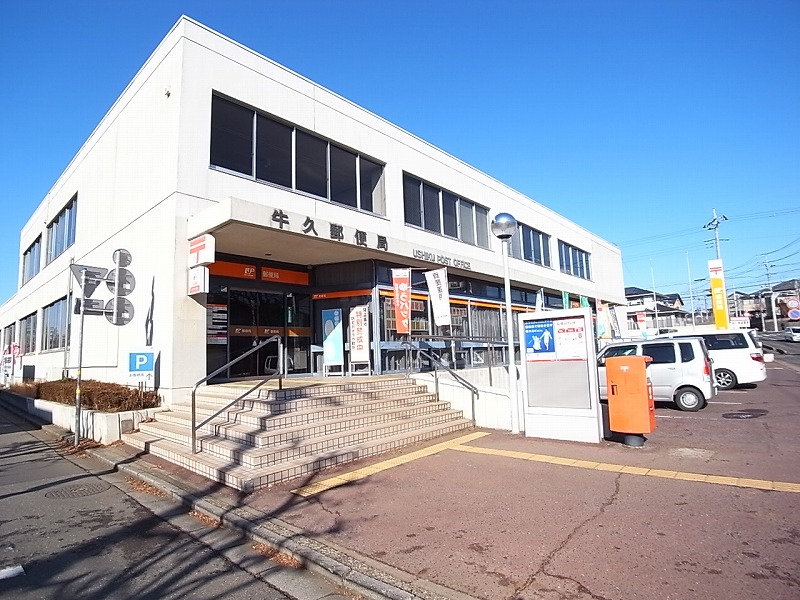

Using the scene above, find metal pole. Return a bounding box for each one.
[74,269,87,447]
[687,252,696,329]
[502,239,519,434]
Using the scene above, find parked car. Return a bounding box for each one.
[597,337,715,411]
[659,329,766,390]
[785,327,800,342]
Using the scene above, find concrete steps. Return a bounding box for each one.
[122,377,473,491]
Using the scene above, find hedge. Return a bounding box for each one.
[9,379,161,412]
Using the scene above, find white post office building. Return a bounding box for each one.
[0,17,625,404]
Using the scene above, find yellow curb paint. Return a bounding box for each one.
[620,466,650,475]
[647,470,678,479]
[292,432,491,496]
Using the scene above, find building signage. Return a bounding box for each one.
[267,207,389,252]
[708,259,730,330]
[209,261,257,279]
[207,304,228,344]
[128,351,155,381]
[349,305,370,364]
[188,265,209,295]
[411,249,471,270]
[188,234,215,266]
[260,267,309,285]
[424,268,451,327]
[322,309,344,366]
[391,269,411,334]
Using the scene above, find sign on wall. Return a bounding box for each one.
[424,268,451,327]
[391,269,411,334]
[322,308,344,375]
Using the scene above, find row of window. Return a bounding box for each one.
[558,241,591,280]
[210,94,593,279]
[402,174,490,248]
[2,296,71,356]
[22,196,78,285]
[211,95,386,214]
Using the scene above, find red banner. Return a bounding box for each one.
[392,268,411,334]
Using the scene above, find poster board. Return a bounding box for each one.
[518,308,602,443]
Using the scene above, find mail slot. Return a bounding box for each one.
[606,355,655,435]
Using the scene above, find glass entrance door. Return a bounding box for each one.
[227,290,311,378]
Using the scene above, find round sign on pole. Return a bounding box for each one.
[786,298,799,309]
[113,248,132,268]
[106,268,136,296]
[105,298,135,326]
[788,308,800,321]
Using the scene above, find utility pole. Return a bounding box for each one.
[703,208,728,261]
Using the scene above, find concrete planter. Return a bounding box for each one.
[0,390,165,445]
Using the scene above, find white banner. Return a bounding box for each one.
[349,305,370,364]
[424,268,451,327]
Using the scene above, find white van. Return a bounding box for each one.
[661,329,766,390]
[597,337,715,411]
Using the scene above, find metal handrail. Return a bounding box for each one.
[402,341,480,423]
[191,335,283,454]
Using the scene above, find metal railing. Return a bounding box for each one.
[406,334,516,386]
[402,340,480,423]
[191,335,284,454]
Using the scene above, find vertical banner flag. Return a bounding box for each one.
[609,306,623,338]
[322,308,344,365]
[708,259,730,330]
[596,301,610,338]
[424,268,451,327]
[535,290,544,310]
[579,296,590,308]
[561,290,570,308]
[392,268,411,334]
[349,305,370,363]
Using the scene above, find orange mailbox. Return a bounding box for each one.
[606,355,656,435]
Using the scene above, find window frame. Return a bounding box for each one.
[46,195,78,265]
[22,237,42,285]
[41,296,71,352]
[20,312,37,355]
[558,240,592,280]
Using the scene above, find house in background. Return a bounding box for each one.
[623,287,692,333]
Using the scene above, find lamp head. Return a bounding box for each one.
[491,212,518,240]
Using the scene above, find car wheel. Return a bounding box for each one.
[714,368,737,390]
[674,386,704,412]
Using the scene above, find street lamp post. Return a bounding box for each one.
[491,213,519,434]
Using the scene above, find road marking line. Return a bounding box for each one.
[292,432,800,497]
[291,432,490,496]
[708,401,744,404]
[451,444,799,493]
[0,565,25,580]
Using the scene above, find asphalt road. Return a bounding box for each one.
[0,405,351,600]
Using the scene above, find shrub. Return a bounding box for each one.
[9,379,161,412]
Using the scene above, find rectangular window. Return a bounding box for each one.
[46,195,77,264]
[359,157,384,213]
[459,202,474,244]
[210,95,254,175]
[20,312,37,355]
[403,174,422,227]
[475,206,489,248]
[295,130,328,198]
[518,223,551,267]
[42,296,70,351]
[3,324,15,349]
[22,237,41,285]
[255,114,292,187]
[442,191,458,238]
[558,240,591,280]
[329,145,357,207]
[422,183,441,233]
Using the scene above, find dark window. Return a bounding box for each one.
[702,334,746,350]
[210,96,253,175]
[295,131,328,198]
[442,191,458,238]
[255,115,292,187]
[679,342,695,362]
[22,237,41,285]
[422,183,440,233]
[642,343,676,364]
[330,145,357,207]
[359,157,383,213]
[403,174,422,227]
[20,312,37,354]
[558,240,591,279]
[602,345,637,358]
[47,196,77,264]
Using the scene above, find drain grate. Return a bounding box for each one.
[45,481,111,499]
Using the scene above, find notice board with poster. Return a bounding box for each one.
[517,307,602,443]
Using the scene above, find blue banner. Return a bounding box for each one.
[322,309,343,365]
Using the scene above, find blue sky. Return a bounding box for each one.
[1,1,798,310]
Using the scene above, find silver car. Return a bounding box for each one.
[785,327,800,343]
